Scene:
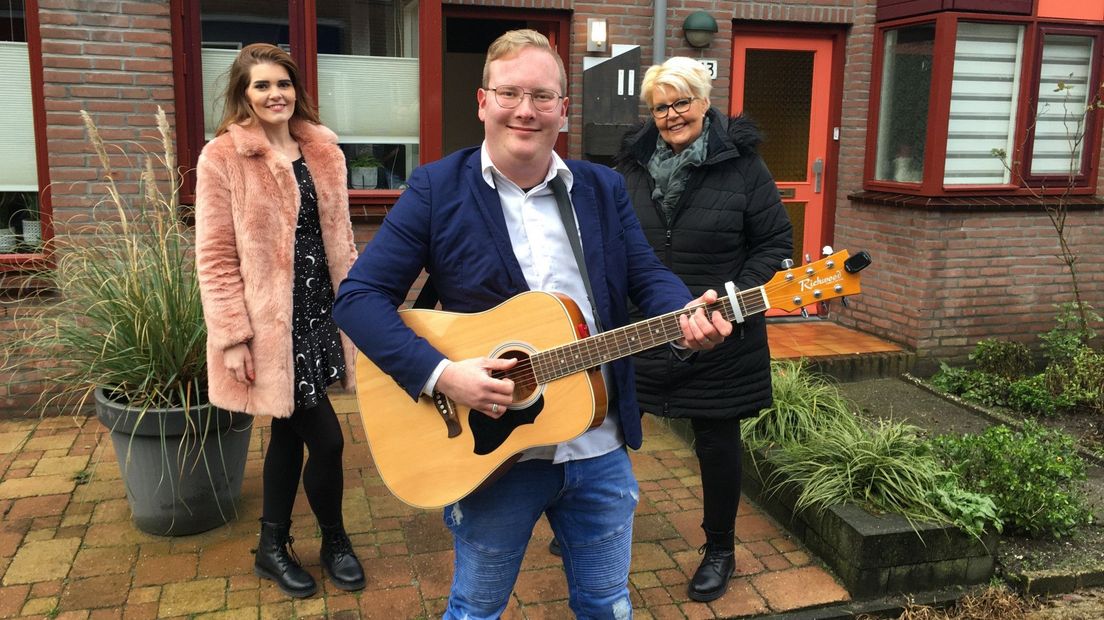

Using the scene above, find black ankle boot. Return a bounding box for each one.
[688,528,735,602]
[254,519,317,598]
[320,522,365,591]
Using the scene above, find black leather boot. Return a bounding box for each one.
[320,522,366,591]
[688,527,735,602]
[254,519,317,598]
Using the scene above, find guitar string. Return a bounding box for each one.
[490,264,847,387]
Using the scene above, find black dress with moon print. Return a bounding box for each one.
[290,156,345,410]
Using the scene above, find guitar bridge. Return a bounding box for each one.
[431,390,462,438]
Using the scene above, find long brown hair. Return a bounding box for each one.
[214,43,321,136]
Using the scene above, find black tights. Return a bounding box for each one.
[262,396,345,526]
[691,417,744,534]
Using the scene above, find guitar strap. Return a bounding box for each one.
[411,175,603,334]
[549,175,604,333]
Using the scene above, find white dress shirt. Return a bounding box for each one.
[423,143,623,463]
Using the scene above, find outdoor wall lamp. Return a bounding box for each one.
[682,11,718,48]
[587,17,608,53]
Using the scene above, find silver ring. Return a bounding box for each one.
[491,403,499,414]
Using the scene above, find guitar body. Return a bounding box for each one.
[354,290,607,509]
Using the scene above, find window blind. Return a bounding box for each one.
[317,53,419,144]
[0,41,38,191]
[944,22,1023,185]
[1031,35,1094,177]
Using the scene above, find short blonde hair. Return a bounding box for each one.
[640,57,712,106]
[482,29,567,95]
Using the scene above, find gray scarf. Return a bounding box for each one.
[647,116,711,222]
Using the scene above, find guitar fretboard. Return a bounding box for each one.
[530,285,769,383]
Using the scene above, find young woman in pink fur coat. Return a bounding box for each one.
[195,43,363,599]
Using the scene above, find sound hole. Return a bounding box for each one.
[490,349,537,405]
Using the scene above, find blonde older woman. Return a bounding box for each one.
[615,57,793,602]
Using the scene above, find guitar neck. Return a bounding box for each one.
[532,285,768,383]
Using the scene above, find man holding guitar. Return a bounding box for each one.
[334,29,731,619]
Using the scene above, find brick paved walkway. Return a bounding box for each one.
[0,391,850,619]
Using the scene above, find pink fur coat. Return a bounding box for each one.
[195,119,358,417]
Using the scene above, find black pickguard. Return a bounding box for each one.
[469,396,545,455]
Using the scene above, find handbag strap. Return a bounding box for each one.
[549,176,604,332]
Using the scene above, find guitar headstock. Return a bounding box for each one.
[765,249,870,313]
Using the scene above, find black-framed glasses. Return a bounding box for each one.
[651,97,695,118]
[486,85,563,113]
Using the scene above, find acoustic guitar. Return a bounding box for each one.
[355,249,871,508]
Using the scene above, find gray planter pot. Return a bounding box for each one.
[94,388,253,536]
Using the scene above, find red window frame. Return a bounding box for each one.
[170,0,443,218]
[863,11,1104,198]
[1,0,53,272]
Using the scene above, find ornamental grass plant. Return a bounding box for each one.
[2,107,206,415]
[744,361,1001,539]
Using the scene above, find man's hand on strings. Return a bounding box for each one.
[436,357,517,418]
[676,289,733,350]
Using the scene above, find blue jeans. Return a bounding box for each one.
[442,447,639,620]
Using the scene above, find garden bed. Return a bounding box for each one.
[741,447,997,598]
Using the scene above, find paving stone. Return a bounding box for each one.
[70,545,137,578]
[752,565,850,612]
[21,597,59,617]
[0,475,76,500]
[356,585,424,619]
[0,431,31,455]
[59,573,131,610]
[0,584,30,618]
[632,541,679,572]
[2,537,79,585]
[411,550,453,599]
[514,566,569,605]
[134,552,199,587]
[6,495,69,521]
[709,578,770,617]
[363,555,416,590]
[23,435,77,452]
[31,456,89,478]
[158,578,226,617]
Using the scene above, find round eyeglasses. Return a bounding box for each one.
[486,85,563,113]
[651,97,696,119]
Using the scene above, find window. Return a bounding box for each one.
[181,0,420,199]
[867,13,1104,196]
[1,0,47,261]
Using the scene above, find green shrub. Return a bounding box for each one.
[1044,346,1104,415]
[742,360,856,451]
[1007,374,1061,417]
[970,338,1033,379]
[1040,302,1101,365]
[934,421,1092,539]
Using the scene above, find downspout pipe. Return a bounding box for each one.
[653,0,666,65]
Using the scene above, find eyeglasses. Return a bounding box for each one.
[651,97,696,119]
[486,85,564,113]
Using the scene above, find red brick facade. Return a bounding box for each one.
[3,0,1104,416]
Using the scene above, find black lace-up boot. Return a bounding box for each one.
[254,519,317,598]
[320,522,365,591]
[688,527,735,602]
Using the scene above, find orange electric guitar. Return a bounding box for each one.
[355,249,871,508]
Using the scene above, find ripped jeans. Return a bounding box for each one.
[443,447,638,620]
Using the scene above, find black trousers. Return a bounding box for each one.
[262,396,345,526]
[691,417,743,534]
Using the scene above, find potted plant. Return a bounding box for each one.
[349,151,381,189]
[2,107,253,536]
[17,191,41,250]
[0,193,16,253]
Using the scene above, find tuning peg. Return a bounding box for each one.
[819,301,830,318]
[800,307,809,319]
[804,253,812,264]
[781,258,794,269]
[822,245,834,256]
[841,297,849,308]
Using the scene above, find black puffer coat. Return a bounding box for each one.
[615,109,793,420]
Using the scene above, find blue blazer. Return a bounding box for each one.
[334,147,692,449]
